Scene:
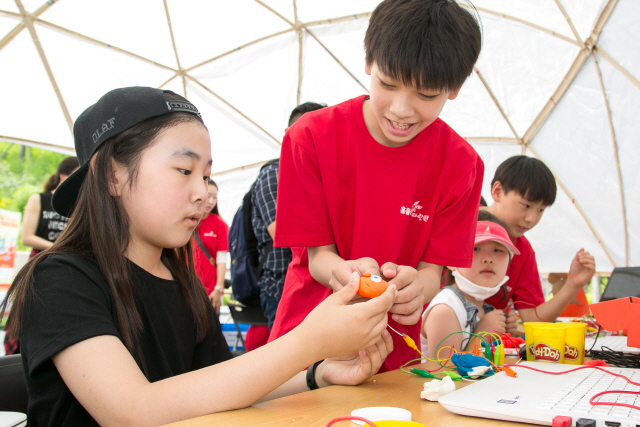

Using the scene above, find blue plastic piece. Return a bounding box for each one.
[451,354,494,377]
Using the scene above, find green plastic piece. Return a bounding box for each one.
[484,345,492,361]
[441,371,462,381]
[411,368,436,378]
[493,346,501,366]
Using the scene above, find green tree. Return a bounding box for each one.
[0,142,69,249]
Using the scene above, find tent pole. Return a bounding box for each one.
[473,66,523,146]
[186,29,294,72]
[594,46,640,91]
[591,53,628,266]
[294,0,303,105]
[0,1,54,52]
[458,4,578,47]
[162,0,185,97]
[527,146,617,269]
[522,0,618,144]
[305,29,369,93]
[187,76,281,146]
[553,0,586,49]
[33,19,176,72]
[15,0,72,131]
[0,135,75,156]
[253,0,295,27]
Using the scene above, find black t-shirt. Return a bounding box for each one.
[34,192,70,243]
[19,254,232,426]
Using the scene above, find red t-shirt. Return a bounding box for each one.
[193,214,229,294]
[485,235,544,310]
[270,95,484,372]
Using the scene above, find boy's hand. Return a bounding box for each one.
[475,309,506,334]
[300,272,396,360]
[316,328,394,387]
[330,257,380,293]
[380,262,425,326]
[505,309,518,335]
[568,249,596,289]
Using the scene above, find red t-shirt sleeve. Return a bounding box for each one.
[422,159,483,268]
[511,243,545,309]
[274,130,334,248]
[216,216,229,252]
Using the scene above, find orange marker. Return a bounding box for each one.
[358,273,389,298]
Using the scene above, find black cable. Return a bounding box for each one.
[589,347,640,369]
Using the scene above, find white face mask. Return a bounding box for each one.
[452,269,509,301]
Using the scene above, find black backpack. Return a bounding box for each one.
[229,159,278,305]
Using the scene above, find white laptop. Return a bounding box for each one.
[0,412,26,427]
[586,336,640,354]
[438,361,640,426]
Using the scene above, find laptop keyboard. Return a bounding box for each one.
[536,368,640,420]
[586,336,639,352]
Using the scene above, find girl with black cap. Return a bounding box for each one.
[0,87,395,426]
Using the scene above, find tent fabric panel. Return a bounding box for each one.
[440,71,514,139]
[35,23,177,122]
[472,0,576,40]
[0,29,72,147]
[530,58,625,268]
[596,0,640,86]
[0,1,19,14]
[524,170,615,273]
[179,80,281,174]
[299,31,370,109]
[39,0,179,69]
[0,12,21,39]
[296,0,380,24]
[308,19,370,90]
[473,143,524,200]
[474,12,580,138]
[215,164,265,224]
[259,0,295,25]
[599,57,640,267]
[166,0,291,70]
[191,32,299,141]
[560,0,611,43]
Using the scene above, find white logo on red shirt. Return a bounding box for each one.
[204,231,217,238]
[400,201,429,223]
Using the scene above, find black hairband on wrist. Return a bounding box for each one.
[306,360,324,390]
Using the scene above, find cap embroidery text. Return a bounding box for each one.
[92,117,116,143]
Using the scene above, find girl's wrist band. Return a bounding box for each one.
[213,286,224,292]
[306,360,324,390]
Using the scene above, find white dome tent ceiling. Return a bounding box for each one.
[1,0,637,274]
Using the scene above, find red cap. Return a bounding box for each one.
[475,221,520,256]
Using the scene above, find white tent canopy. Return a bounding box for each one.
[1,0,638,274]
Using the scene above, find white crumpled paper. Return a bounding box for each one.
[420,376,456,401]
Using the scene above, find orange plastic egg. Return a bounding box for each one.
[358,273,389,298]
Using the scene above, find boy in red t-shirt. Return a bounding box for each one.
[270,0,484,372]
[484,156,596,323]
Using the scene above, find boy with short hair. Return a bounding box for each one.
[269,0,484,372]
[484,155,596,323]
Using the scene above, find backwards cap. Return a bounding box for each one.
[52,87,201,217]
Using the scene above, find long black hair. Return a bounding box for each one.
[1,93,211,362]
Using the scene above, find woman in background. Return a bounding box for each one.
[21,156,79,259]
[193,178,228,314]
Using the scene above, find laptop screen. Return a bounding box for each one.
[600,267,640,301]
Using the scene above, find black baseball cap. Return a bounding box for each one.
[52,86,201,217]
